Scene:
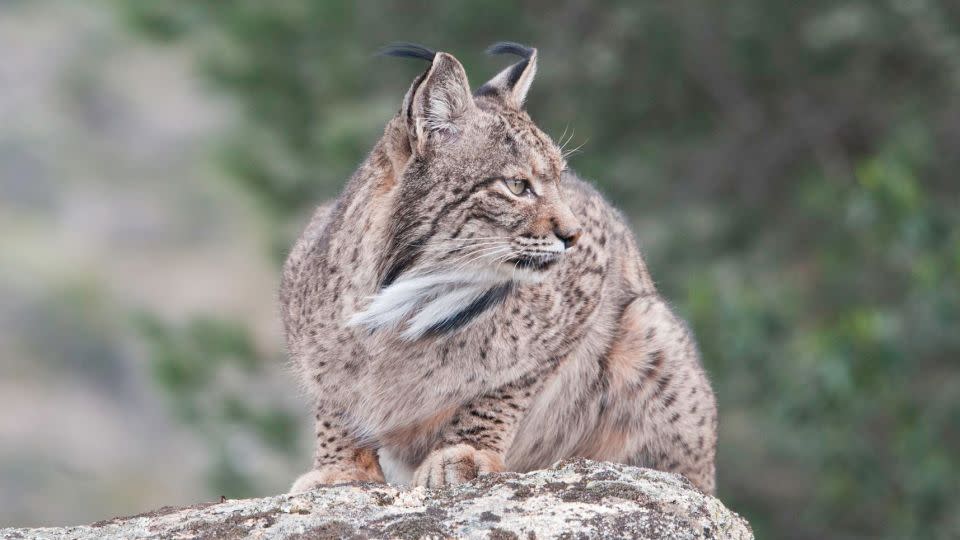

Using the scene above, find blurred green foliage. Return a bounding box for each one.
[135,313,299,496]
[113,1,960,538]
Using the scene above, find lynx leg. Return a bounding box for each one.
[411,375,548,488]
[577,295,718,493]
[289,406,384,493]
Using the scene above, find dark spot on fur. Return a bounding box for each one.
[663,392,677,409]
[655,374,672,396]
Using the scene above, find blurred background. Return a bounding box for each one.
[1,0,957,538]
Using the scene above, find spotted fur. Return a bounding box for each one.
[281,43,718,494]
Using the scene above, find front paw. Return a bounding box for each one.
[289,465,385,493]
[411,443,505,488]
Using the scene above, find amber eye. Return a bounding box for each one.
[504,178,531,196]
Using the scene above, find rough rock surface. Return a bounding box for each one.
[2,459,752,539]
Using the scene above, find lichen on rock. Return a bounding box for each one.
[2,459,752,539]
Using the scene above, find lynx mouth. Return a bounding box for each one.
[506,253,561,271]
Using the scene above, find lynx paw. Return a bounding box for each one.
[411,444,505,488]
[289,466,385,493]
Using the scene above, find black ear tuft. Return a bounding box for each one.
[478,42,537,95]
[485,41,535,60]
[378,42,437,62]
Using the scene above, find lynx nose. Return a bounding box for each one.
[553,221,583,249]
[557,227,582,249]
[551,206,582,249]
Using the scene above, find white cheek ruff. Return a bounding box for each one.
[347,269,508,340]
[401,284,488,340]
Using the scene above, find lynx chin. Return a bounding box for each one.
[280,42,718,493]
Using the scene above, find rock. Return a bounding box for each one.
[1,459,752,539]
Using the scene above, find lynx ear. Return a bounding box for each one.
[410,53,475,142]
[383,44,476,154]
[476,42,538,109]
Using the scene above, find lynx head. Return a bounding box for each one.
[352,43,582,339]
[381,43,581,281]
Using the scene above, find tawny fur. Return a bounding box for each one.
[280,44,718,494]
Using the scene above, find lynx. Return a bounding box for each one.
[280,43,718,494]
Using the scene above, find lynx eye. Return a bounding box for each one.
[504,178,532,196]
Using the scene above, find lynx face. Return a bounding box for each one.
[352,44,581,339]
[412,105,581,282]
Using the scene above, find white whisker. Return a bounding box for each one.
[556,124,570,152]
[447,245,510,275]
[420,240,509,255]
[442,244,509,270]
[559,127,576,153]
[398,236,513,254]
[563,137,589,159]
